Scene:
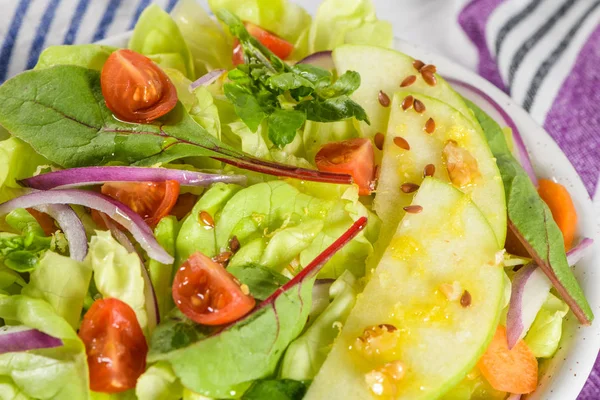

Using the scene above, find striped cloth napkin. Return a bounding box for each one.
[0,0,599,397]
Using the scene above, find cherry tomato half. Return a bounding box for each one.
[78,298,148,393]
[173,252,256,325]
[101,49,178,123]
[26,208,57,236]
[169,192,199,220]
[98,180,180,228]
[232,22,294,65]
[315,138,375,196]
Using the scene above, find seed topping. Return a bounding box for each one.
[413,99,426,113]
[460,290,472,307]
[229,235,240,252]
[400,75,417,87]
[213,251,232,265]
[422,70,437,86]
[413,59,425,71]
[403,205,423,214]
[400,183,420,193]
[421,64,437,74]
[378,90,391,107]
[424,117,436,134]
[374,132,385,150]
[199,210,214,229]
[401,95,414,111]
[393,136,410,150]
[423,163,435,177]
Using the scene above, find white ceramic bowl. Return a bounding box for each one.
[100,32,600,399]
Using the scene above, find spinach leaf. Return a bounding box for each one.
[215,10,369,147]
[228,263,289,301]
[0,65,350,184]
[466,100,593,324]
[241,379,307,400]
[147,217,367,398]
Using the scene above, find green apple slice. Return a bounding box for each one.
[305,178,504,400]
[332,44,478,140]
[373,91,506,247]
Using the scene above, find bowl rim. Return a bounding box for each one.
[99,31,600,399]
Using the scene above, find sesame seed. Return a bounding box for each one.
[413,99,426,113]
[424,118,436,134]
[403,205,423,214]
[374,132,385,150]
[400,75,417,87]
[378,90,391,107]
[199,211,214,228]
[424,163,435,177]
[393,136,410,150]
[413,59,425,71]
[421,70,437,86]
[401,95,414,111]
[401,183,420,193]
[421,64,437,74]
[460,290,472,307]
[229,235,240,252]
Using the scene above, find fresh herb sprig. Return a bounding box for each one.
[217,10,369,147]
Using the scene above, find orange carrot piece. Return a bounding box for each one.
[537,178,578,250]
[478,326,538,394]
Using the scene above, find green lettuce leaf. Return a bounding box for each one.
[34,44,115,71]
[87,231,148,333]
[524,293,569,358]
[0,295,89,399]
[241,379,307,400]
[467,100,593,323]
[280,270,358,380]
[129,4,195,79]
[308,0,392,53]
[136,362,183,400]
[22,251,91,329]
[0,138,49,204]
[227,263,289,301]
[172,0,233,77]
[148,216,179,319]
[302,119,360,163]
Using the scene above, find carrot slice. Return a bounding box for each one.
[537,178,577,250]
[478,326,538,394]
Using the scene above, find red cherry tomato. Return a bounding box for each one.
[315,138,375,196]
[172,252,256,325]
[232,22,294,65]
[169,192,199,220]
[100,49,178,123]
[98,180,180,228]
[26,208,56,236]
[78,298,148,393]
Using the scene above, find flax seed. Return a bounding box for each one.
[424,118,436,134]
[424,163,435,177]
[413,99,426,113]
[400,75,417,87]
[421,64,437,74]
[401,183,420,193]
[403,205,423,214]
[374,132,385,150]
[229,235,240,252]
[401,95,414,111]
[460,290,472,307]
[378,90,391,107]
[421,70,437,86]
[393,136,410,150]
[199,211,214,228]
[413,59,425,71]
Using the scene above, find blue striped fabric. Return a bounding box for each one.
[0,0,179,84]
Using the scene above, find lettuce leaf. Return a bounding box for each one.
[148,216,179,319]
[87,231,148,333]
[129,4,195,79]
[0,295,90,399]
[280,270,358,380]
[136,362,183,400]
[524,293,569,358]
[241,379,307,400]
[0,138,49,204]
[22,251,91,329]
[34,45,115,71]
[308,0,392,53]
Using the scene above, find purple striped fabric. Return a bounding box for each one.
[459,1,600,398]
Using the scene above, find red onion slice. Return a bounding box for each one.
[566,237,594,266]
[297,51,334,70]
[33,204,87,262]
[446,78,538,186]
[21,166,246,190]
[0,190,173,264]
[0,325,63,354]
[190,69,226,90]
[506,264,553,349]
[100,214,160,328]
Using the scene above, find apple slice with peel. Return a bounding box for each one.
[332,44,479,140]
[305,178,505,400]
[373,91,506,248]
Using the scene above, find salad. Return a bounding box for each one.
[0,0,593,399]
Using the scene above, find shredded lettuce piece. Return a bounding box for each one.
[136,362,183,400]
[148,216,179,318]
[524,293,569,358]
[34,44,115,71]
[0,138,49,204]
